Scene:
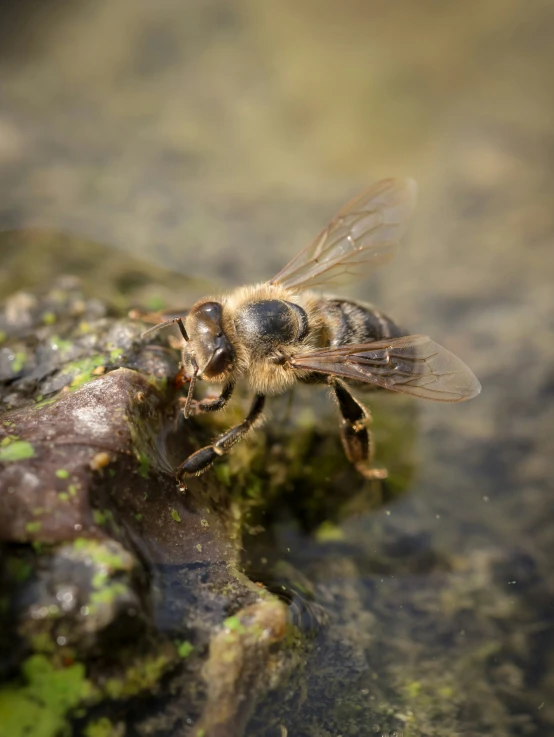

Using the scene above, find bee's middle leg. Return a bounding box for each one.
[177,394,265,480]
[330,379,388,480]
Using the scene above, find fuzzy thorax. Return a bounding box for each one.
[214,283,326,395]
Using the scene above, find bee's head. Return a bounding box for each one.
[183,300,235,381]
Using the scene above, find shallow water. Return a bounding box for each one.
[1,1,554,735]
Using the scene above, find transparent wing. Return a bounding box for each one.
[291,335,481,402]
[269,177,418,291]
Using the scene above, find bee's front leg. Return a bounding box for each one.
[330,379,388,481]
[177,393,265,481]
[179,380,236,417]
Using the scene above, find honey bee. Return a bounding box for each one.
[143,178,481,483]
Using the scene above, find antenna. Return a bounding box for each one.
[141,317,189,342]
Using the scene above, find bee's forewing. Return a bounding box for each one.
[269,178,418,291]
[290,335,481,402]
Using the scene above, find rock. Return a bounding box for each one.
[0,279,303,737]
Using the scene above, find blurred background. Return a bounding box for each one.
[1,0,554,735]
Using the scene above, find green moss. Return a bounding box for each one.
[41,311,57,326]
[314,521,345,542]
[29,633,56,654]
[103,654,172,699]
[93,509,108,526]
[58,492,69,502]
[68,484,78,497]
[11,352,27,373]
[84,718,124,737]
[146,295,166,311]
[25,521,42,534]
[213,462,231,486]
[245,477,263,499]
[50,336,73,354]
[405,680,422,698]
[6,557,33,582]
[145,373,168,392]
[0,440,35,462]
[91,570,109,590]
[90,583,128,607]
[0,329,6,345]
[137,452,150,479]
[34,396,59,409]
[171,508,182,523]
[0,655,94,737]
[70,539,129,573]
[55,469,70,479]
[175,640,195,658]
[223,615,246,634]
[65,356,105,390]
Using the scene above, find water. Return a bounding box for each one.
[1,1,554,735]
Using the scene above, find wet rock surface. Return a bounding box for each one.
[1,274,553,737]
[0,281,306,737]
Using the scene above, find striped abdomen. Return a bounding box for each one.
[318,298,403,348]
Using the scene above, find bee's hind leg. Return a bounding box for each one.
[177,393,265,482]
[330,379,388,481]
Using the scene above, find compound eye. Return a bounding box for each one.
[204,334,234,377]
[207,345,232,376]
[195,301,223,326]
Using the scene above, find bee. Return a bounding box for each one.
[143,178,481,483]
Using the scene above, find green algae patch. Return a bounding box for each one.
[0,655,95,737]
[92,509,113,526]
[6,557,33,583]
[90,583,128,607]
[171,508,181,523]
[84,717,125,737]
[63,355,105,390]
[55,468,70,479]
[50,336,73,354]
[103,653,173,700]
[70,539,131,573]
[223,615,246,634]
[34,395,59,409]
[25,521,42,534]
[145,295,166,312]
[41,311,57,326]
[0,440,35,462]
[175,640,195,659]
[314,521,345,542]
[136,451,150,479]
[11,351,27,373]
[213,462,232,487]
